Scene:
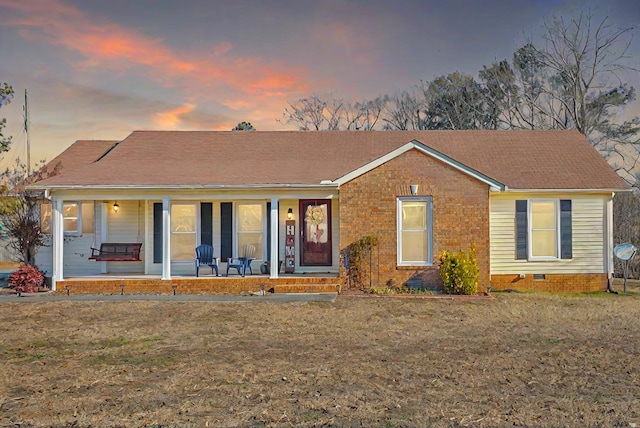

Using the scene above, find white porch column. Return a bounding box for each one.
[270,198,279,279]
[143,200,150,274]
[51,198,64,291]
[162,198,171,280]
[100,202,108,274]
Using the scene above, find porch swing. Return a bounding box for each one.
[89,201,143,261]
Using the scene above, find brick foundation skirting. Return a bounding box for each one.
[55,277,342,295]
[490,273,608,293]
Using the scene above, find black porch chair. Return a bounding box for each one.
[195,244,219,277]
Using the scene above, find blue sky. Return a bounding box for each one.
[0,0,638,166]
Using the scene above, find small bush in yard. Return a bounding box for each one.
[8,264,45,294]
[439,245,478,295]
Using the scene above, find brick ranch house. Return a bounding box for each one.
[29,130,629,294]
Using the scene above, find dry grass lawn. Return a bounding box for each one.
[1,281,640,427]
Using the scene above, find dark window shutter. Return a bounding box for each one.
[266,202,272,261]
[153,202,163,263]
[200,203,213,246]
[516,200,528,260]
[220,202,233,262]
[560,200,572,259]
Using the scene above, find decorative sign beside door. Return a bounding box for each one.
[285,220,295,273]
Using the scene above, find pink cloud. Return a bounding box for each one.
[0,0,311,117]
[154,104,197,129]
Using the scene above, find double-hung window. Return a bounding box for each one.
[397,197,433,266]
[170,203,197,261]
[530,200,557,259]
[236,202,264,258]
[516,199,572,260]
[40,202,87,235]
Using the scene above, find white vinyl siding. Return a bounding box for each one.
[104,200,144,274]
[490,194,607,274]
[35,233,100,277]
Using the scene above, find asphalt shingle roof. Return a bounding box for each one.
[33,130,629,191]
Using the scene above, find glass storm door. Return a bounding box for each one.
[300,200,332,266]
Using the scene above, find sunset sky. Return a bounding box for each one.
[0,0,639,167]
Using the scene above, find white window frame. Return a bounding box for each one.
[528,199,560,261]
[234,201,265,260]
[170,202,197,262]
[41,202,82,236]
[397,196,433,266]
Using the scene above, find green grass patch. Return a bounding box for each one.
[91,352,177,367]
[370,286,440,295]
[90,335,162,349]
[5,348,52,364]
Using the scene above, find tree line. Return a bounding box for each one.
[280,11,639,186]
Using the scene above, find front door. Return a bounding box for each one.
[300,200,332,266]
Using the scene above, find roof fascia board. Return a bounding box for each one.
[333,140,505,190]
[27,183,339,191]
[500,188,631,194]
[42,188,339,201]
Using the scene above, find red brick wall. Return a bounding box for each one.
[55,276,341,295]
[339,149,491,291]
[491,273,608,293]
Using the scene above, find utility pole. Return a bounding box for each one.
[24,89,30,175]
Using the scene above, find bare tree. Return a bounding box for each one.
[477,11,638,142]
[535,12,637,143]
[280,94,390,131]
[496,11,639,151]
[613,191,640,279]
[382,88,425,130]
[351,96,389,130]
[279,95,346,130]
[0,160,60,264]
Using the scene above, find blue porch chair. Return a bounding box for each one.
[226,244,256,277]
[195,244,219,277]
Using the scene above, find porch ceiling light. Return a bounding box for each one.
[113,201,119,213]
[287,208,293,220]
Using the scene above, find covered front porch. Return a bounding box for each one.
[37,188,341,293]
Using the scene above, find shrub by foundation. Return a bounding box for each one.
[8,264,45,294]
[439,245,478,295]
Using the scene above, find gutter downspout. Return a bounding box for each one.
[606,195,618,294]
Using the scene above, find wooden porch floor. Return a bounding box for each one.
[56,273,343,295]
